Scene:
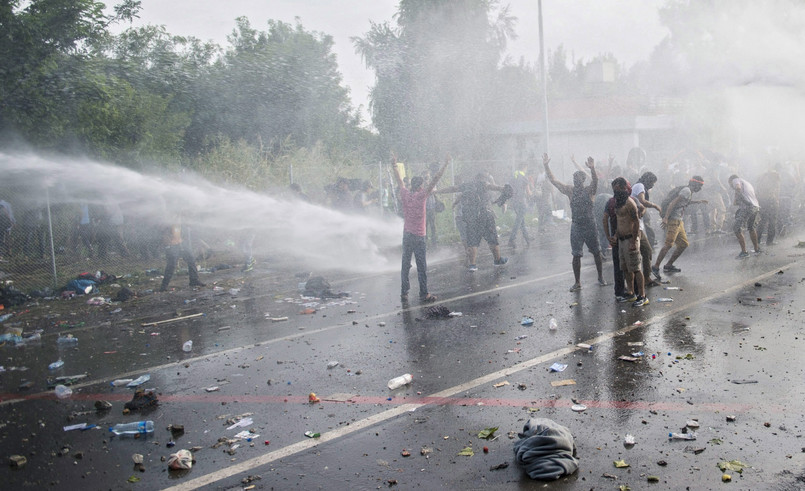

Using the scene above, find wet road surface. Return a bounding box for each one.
[2,225,805,490]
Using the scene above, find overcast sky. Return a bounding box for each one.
[123,0,668,114]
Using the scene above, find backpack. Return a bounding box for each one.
[659,185,687,218]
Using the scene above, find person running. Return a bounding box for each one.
[613,177,648,307]
[631,172,661,287]
[393,154,449,304]
[437,173,509,271]
[651,176,706,279]
[728,174,762,258]
[543,153,606,291]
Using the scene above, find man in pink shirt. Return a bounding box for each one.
[393,154,450,304]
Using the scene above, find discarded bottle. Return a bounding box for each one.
[109,420,155,436]
[111,378,134,387]
[57,335,78,345]
[54,384,73,399]
[668,432,697,440]
[182,340,193,352]
[387,373,413,390]
[48,359,65,370]
[126,374,151,387]
[548,318,558,330]
[657,298,674,303]
[16,333,42,345]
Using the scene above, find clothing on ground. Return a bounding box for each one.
[513,418,579,480]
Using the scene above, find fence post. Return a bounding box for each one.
[45,187,58,288]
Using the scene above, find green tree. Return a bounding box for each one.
[354,0,516,160]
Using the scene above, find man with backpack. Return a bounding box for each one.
[543,153,607,292]
[651,176,707,279]
[437,172,509,272]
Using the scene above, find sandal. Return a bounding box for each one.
[421,294,438,304]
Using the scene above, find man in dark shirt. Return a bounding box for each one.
[543,153,606,291]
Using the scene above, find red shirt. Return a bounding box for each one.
[400,187,429,236]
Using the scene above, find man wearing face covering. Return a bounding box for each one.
[543,153,607,291]
[612,177,648,307]
[393,153,450,304]
[651,176,706,278]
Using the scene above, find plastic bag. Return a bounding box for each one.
[168,449,193,470]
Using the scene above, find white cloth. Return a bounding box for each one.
[630,182,646,231]
[732,177,759,208]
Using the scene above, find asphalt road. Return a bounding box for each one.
[2,223,805,490]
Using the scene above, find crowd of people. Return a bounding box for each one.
[386,149,804,307]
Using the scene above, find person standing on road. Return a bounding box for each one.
[543,153,606,291]
[651,176,706,279]
[728,174,762,258]
[613,177,648,307]
[436,172,509,271]
[603,179,626,301]
[393,154,449,304]
[508,160,532,248]
[631,172,661,288]
[159,201,205,292]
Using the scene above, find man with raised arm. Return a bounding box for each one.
[392,153,450,304]
[543,153,606,291]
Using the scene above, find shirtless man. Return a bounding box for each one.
[613,177,648,307]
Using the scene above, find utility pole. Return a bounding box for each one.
[538,0,550,154]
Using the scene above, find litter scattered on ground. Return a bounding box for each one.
[457,446,474,456]
[477,427,498,439]
[304,431,320,438]
[227,417,253,430]
[205,386,219,392]
[718,460,748,473]
[167,449,193,470]
[126,374,151,387]
[618,355,641,362]
[551,379,576,387]
[549,363,567,372]
[613,459,629,468]
[571,404,587,412]
[141,313,204,327]
[624,434,635,445]
[270,316,288,322]
[520,316,534,326]
[124,389,159,412]
[513,418,578,480]
[493,381,510,388]
[326,361,339,369]
[731,379,758,384]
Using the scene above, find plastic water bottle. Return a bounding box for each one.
[668,432,697,440]
[109,420,155,436]
[48,359,64,370]
[387,373,413,390]
[57,335,78,345]
[126,374,150,387]
[182,340,193,352]
[54,384,73,399]
[110,378,134,387]
[548,318,558,330]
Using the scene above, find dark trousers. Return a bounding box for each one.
[401,232,428,298]
[161,243,201,289]
[426,211,438,246]
[757,202,778,245]
[509,205,529,245]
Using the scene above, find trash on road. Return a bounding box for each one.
[624,434,636,445]
[718,460,748,473]
[571,404,587,412]
[168,449,193,470]
[205,386,219,392]
[387,373,413,390]
[308,392,321,403]
[447,311,462,317]
[493,381,510,388]
[8,455,27,467]
[141,312,204,327]
[613,459,629,468]
[270,316,288,322]
[551,379,576,387]
[63,422,88,431]
[54,384,72,399]
[618,355,641,362]
[326,361,339,369]
[548,318,558,330]
[731,379,758,384]
[48,359,64,370]
[182,340,193,352]
[124,389,159,412]
[110,420,155,436]
[549,363,567,372]
[521,316,534,326]
[132,453,144,472]
[304,431,320,438]
[656,297,674,303]
[95,400,113,411]
[490,462,509,471]
[513,418,578,479]
[477,427,498,439]
[126,374,151,387]
[669,432,697,440]
[227,417,253,430]
[457,446,474,456]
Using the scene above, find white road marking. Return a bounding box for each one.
[163,262,796,490]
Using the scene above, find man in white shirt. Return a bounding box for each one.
[631,172,662,287]
[728,174,761,258]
